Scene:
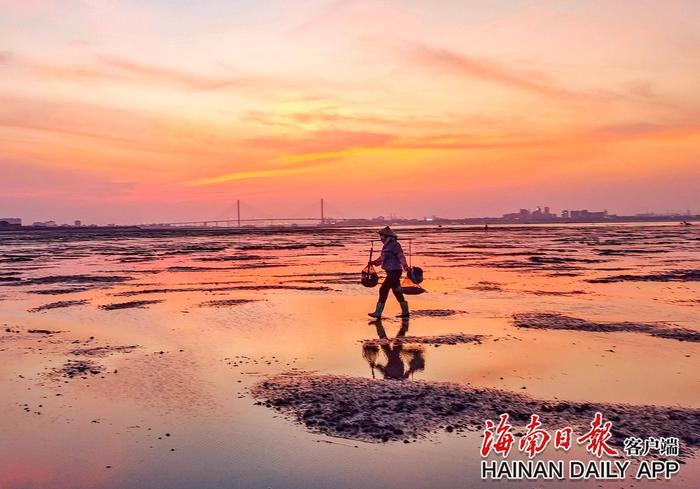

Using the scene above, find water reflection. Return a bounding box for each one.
[362,319,425,380]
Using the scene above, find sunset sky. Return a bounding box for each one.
[1,0,699,224]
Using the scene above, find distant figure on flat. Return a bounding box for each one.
[368,226,410,318]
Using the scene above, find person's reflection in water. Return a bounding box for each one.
[362,318,425,380]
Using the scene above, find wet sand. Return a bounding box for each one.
[0,223,699,489]
[251,371,700,449]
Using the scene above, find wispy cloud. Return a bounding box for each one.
[187,129,395,185]
[0,94,168,152]
[242,108,475,132]
[187,118,700,187]
[1,158,133,199]
[92,55,248,91]
[189,166,315,186]
[590,121,700,141]
[0,51,311,95]
[241,129,394,154]
[404,42,614,101]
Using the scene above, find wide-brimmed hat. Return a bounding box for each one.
[378,226,397,238]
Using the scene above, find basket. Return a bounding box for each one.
[361,264,379,288]
[399,276,426,295]
[407,266,423,284]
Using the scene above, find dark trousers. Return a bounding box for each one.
[378,270,405,303]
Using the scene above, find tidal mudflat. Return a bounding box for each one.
[1,224,698,489]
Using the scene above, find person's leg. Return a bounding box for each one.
[390,272,405,303]
[378,275,392,303]
[388,270,410,318]
[369,275,392,317]
[396,317,409,337]
[373,319,388,339]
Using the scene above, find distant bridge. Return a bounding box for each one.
[140,199,360,228]
[145,218,349,228]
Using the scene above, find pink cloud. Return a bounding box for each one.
[404,42,615,101]
[0,51,319,95]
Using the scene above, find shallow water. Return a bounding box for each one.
[1,224,698,488]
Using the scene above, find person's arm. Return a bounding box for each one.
[394,241,409,270]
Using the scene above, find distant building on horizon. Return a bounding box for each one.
[32,220,57,227]
[531,206,548,219]
[503,206,555,221]
[502,208,531,220]
[74,220,82,227]
[501,207,615,221]
[570,209,608,219]
[0,217,21,228]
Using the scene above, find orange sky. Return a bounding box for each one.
[1,0,699,224]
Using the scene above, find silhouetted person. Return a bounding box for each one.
[368,226,410,318]
[362,318,425,380]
